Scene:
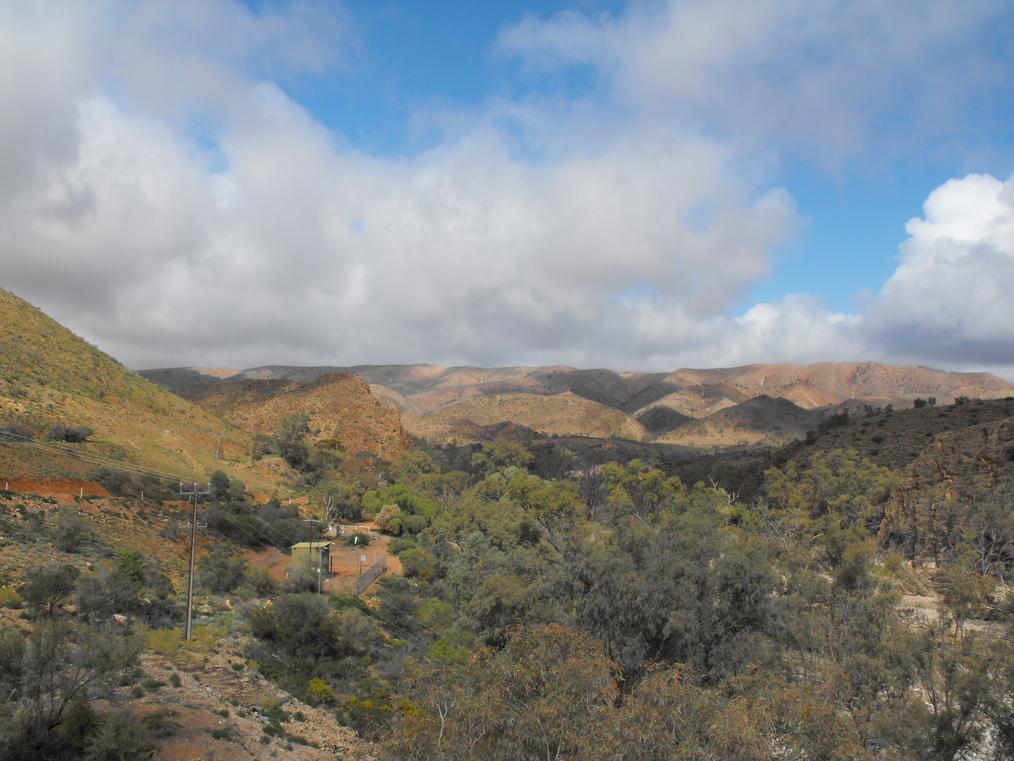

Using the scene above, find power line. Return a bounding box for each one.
[0,429,197,485]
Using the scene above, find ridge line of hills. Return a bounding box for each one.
[141,361,1014,448]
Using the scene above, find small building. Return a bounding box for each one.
[290,540,332,573]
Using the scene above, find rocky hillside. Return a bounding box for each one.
[880,413,1014,560]
[786,397,1014,470]
[0,290,280,491]
[189,373,410,460]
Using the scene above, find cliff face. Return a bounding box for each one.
[191,373,410,461]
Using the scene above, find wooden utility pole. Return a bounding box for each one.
[316,544,326,595]
[180,481,210,641]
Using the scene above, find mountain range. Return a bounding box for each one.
[141,361,1014,448]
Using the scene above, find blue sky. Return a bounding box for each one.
[748,164,953,313]
[2,0,1014,374]
[288,1,626,155]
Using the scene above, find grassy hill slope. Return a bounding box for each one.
[0,289,279,490]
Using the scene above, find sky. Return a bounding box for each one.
[2,0,1013,376]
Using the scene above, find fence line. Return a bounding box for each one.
[338,523,374,536]
[356,555,387,594]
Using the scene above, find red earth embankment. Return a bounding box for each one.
[0,477,109,497]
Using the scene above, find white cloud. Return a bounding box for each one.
[3,90,796,369]
[0,0,801,370]
[863,173,1014,366]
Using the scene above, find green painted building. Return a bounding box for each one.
[290,541,332,573]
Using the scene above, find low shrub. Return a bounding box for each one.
[0,420,33,440]
[244,566,278,597]
[281,568,318,594]
[84,709,153,760]
[197,553,247,595]
[143,627,182,656]
[210,725,235,740]
[183,625,226,655]
[47,425,94,443]
[0,585,23,608]
[305,677,336,706]
[51,507,96,553]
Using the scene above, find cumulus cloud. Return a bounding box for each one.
[863,173,1014,367]
[0,1,1011,375]
[713,172,1014,377]
[2,87,797,369]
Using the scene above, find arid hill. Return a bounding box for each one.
[658,395,821,448]
[189,373,410,460]
[704,397,1014,507]
[619,362,1013,416]
[401,391,649,443]
[0,290,280,491]
[783,397,1014,471]
[635,406,694,436]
